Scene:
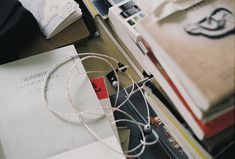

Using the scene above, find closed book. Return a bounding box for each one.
[136,0,235,121]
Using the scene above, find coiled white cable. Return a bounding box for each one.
[42,52,159,158]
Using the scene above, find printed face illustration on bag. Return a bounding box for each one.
[184,8,235,38]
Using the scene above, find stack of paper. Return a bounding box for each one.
[19,0,82,39]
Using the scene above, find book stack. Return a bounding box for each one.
[108,0,234,158]
[108,0,149,74]
[136,0,235,158]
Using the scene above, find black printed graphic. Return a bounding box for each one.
[184,8,235,38]
[119,0,140,18]
[92,82,101,92]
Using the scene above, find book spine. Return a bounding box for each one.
[82,0,99,17]
[89,0,111,19]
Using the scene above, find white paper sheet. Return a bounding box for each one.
[0,45,124,159]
